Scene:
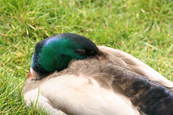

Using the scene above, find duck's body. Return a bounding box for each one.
[24,56,141,115]
[23,33,173,115]
[24,69,139,115]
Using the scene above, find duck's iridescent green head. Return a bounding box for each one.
[31,33,98,75]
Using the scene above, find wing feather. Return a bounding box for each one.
[98,46,173,88]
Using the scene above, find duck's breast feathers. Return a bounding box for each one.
[24,73,139,115]
[98,46,173,88]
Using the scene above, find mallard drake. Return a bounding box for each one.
[23,33,173,115]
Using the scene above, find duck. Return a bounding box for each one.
[23,33,173,115]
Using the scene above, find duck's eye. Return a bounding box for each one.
[61,54,65,57]
[75,49,86,55]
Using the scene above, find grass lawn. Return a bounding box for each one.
[0,0,172,114]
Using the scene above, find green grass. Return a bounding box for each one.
[0,0,173,114]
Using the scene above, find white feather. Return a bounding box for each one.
[24,74,140,115]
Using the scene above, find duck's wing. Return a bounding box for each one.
[98,46,173,88]
[103,64,173,115]
[24,70,140,115]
